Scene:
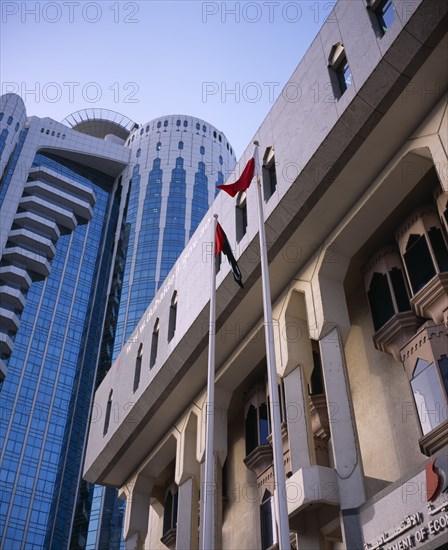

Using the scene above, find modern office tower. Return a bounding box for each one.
[0,93,235,549]
[110,116,236,361]
[84,1,448,550]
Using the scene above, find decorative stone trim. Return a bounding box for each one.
[373,311,422,360]
[410,273,448,323]
[243,445,273,477]
[160,527,177,550]
[419,419,448,456]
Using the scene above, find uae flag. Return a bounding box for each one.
[217,153,256,197]
[215,222,244,288]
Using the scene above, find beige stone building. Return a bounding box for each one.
[84,0,448,548]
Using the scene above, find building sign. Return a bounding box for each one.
[362,459,448,550]
[364,502,447,550]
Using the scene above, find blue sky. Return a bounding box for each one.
[1,1,334,157]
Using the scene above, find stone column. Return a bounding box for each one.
[319,326,365,549]
[198,386,230,550]
[284,365,314,473]
[176,476,199,550]
[121,475,154,550]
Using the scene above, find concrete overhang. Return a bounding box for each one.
[286,466,340,519]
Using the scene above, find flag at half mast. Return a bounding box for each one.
[215,222,244,289]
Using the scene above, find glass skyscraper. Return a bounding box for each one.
[0,94,235,549]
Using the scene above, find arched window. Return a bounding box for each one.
[328,43,351,97]
[401,323,448,456]
[364,247,412,333]
[396,207,448,297]
[245,401,269,455]
[367,0,396,36]
[367,272,395,331]
[133,343,143,392]
[245,405,258,455]
[103,390,113,435]
[168,292,177,342]
[262,146,277,201]
[260,490,275,550]
[236,193,247,243]
[162,488,178,536]
[411,358,447,435]
[404,234,435,293]
[150,318,159,368]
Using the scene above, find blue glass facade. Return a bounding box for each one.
[0,153,117,549]
[159,157,187,282]
[190,161,208,238]
[0,106,235,550]
[113,117,236,358]
[125,158,163,345]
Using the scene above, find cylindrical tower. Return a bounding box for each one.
[113,114,236,357]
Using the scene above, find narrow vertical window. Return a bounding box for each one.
[150,318,159,369]
[262,147,277,201]
[403,234,435,294]
[103,390,113,435]
[162,488,178,537]
[168,292,178,342]
[260,490,275,550]
[236,194,247,242]
[411,359,447,435]
[328,43,351,98]
[336,57,352,95]
[133,344,143,392]
[373,0,396,36]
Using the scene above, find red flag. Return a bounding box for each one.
[217,157,255,198]
[215,222,244,288]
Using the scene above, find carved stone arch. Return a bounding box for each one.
[275,287,314,380]
[175,407,201,485]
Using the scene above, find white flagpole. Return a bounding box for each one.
[253,141,291,550]
[202,213,218,550]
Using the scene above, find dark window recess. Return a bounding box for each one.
[428,227,448,273]
[103,390,113,435]
[259,403,269,446]
[404,234,436,294]
[162,490,178,536]
[150,321,159,368]
[267,383,287,428]
[133,344,143,392]
[389,267,411,312]
[263,162,277,201]
[376,0,396,35]
[222,459,228,498]
[260,490,274,550]
[245,405,258,455]
[280,380,287,423]
[336,58,352,95]
[309,350,325,395]
[438,355,448,395]
[367,272,395,331]
[168,293,177,342]
[236,200,247,242]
